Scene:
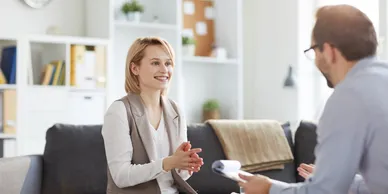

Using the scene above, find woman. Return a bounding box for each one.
[102,36,204,194]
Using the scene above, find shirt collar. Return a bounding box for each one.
[347,55,377,77]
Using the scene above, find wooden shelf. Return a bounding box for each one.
[182,56,238,65]
[0,133,16,139]
[0,84,17,90]
[115,21,177,31]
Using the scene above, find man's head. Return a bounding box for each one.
[305,4,377,88]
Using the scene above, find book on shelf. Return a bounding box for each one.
[0,89,16,134]
[40,60,65,85]
[70,44,106,89]
[0,46,17,84]
[0,69,6,84]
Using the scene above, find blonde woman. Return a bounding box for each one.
[102,37,203,194]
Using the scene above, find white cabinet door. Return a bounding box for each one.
[20,88,69,155]
[65,92,105,125]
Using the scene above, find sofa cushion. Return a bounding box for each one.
[186,122,296,194]
[294,120,317,182]
[41,124,107,194]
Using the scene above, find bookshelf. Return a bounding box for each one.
[0,0,243,157]
[0,37,18,158]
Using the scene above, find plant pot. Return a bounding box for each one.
[203,109,220,122]
[126,12,142,22]
[182,44,195,56]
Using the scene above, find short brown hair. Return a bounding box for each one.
[124,36,175,95]
[313,4,377,61]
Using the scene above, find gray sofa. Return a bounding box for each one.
[0,121,317,194]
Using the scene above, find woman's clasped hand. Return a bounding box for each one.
[163,141,204,174]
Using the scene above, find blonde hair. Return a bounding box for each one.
[125,36,175,95]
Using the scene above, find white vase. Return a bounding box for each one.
[182,45,195,56]
[126,12,142,22]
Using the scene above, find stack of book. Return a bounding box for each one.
[39,60,66,85]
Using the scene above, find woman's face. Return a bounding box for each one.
[131,45,173,92]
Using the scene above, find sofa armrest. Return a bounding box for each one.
[0,155,43,194]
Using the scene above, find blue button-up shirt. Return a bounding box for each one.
[270,56,388,194]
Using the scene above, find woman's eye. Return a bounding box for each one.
[165,62,172,66]
[152,61,159,65]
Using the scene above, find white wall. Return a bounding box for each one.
[0,0,85,37]
[243,0,298,122]
[243,0,317,128]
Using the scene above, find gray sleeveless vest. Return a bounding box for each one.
[106,95,197,194]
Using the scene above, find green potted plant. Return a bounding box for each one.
[182,36,196,56]
[121,0,144,22]
[202,99,220,122]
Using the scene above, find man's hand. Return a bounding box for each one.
[238,174,272,194]
[297,163,315,179]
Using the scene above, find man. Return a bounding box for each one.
[239,4,388,194]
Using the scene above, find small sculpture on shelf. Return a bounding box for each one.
[121,0,144,22]
[202,99,220,122]
[210,45,228,59]
[182,36,196,56]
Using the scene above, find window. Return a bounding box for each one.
[314,0,380,118]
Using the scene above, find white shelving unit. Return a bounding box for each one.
[110,0,243,123]
[0,0,243,157]
[0,0,111,157]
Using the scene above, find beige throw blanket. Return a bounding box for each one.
[207,119,294,173]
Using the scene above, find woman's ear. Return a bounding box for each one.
[130,62,139,75]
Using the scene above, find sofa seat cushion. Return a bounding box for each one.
[41,124,107,194]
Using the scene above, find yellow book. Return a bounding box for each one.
[0,69,7,84]
[70,45,86,86]
[41,64,54,85]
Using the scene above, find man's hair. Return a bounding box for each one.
[313,4,377,61]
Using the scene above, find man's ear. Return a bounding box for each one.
[322,43,336,64]
[131,62,139,75]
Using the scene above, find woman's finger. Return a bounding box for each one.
[183,155,201,162]
[184,142,192,152]
[177,142,189,151]
[188,148,202,155]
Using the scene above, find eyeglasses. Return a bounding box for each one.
[303,44,319,60]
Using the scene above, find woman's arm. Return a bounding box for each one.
[171,100,194,181]
[101,101,169,188]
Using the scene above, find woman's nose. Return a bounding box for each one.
[159,63,168,72]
